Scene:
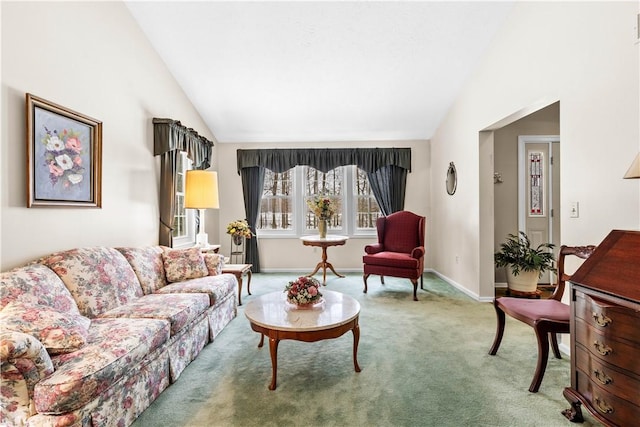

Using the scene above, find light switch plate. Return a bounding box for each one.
[570,202,579,218]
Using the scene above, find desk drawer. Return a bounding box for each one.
[576,370,640,427]
[575,318,640,377]
[575,345,640,406]
[575,292,640,347]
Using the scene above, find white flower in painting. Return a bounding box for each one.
[67,174,83,185]
[55,154,73,170]
[46,135,65,151]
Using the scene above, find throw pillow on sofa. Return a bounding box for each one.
[0,301,91,354]
[203,253,225,276]
[162,247,209,282]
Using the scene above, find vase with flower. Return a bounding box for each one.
[284,276,323,308]
[306,195,336,238]
[226,219,253,244]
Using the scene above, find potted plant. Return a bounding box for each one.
[494,231,556,295]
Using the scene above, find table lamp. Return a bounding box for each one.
[623,152,640,179]
[185,170,219,247]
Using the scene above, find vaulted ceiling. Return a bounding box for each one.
[126,1,514,143]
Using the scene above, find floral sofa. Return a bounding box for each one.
[0,246,238,427]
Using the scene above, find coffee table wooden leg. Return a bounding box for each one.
[258,333,264,348]
[268,337,279,390]
[237,274,243,306]
[352,324,361,372]
[246,271,253,295]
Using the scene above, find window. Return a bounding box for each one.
[172,152,196,247]
[258,165,380,237]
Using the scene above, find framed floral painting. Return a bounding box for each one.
[26,94,102,207]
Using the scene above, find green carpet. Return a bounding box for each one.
[132,273,601,427]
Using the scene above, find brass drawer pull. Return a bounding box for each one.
[592,312,612,327]
[593,341,612,356]
[593,369,612,385]
[594,396,614,414]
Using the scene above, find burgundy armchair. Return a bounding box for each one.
[363,211,425,301]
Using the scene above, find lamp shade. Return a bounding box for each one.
[185,170,219,209]
[624,153,640,179]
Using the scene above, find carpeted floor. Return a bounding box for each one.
[132,273,601,427]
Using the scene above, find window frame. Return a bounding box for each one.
[172,152,196,248]
[257,165,378,238]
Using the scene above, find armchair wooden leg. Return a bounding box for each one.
[488,300,506,356]
[420,273,423,290]
[411,279,418,301]
[363,274,369,294]
[380,276,384,285]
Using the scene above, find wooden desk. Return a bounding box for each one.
[300,235,348,285]
[562,230,640,426]
[222,263,252,306]
[244,290,361,390]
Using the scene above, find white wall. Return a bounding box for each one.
[1,2,218,270]
[431,1,640,299]
[216,140,429,271]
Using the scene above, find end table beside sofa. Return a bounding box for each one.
[0,246,238,427]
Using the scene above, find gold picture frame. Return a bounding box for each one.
[26,93,102,208]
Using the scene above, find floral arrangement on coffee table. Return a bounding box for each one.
[306,195,336,220]
[226,219,253,239]
[284,276,323,306]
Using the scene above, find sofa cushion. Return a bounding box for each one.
[162,248,208,283]
[98,293,209,336]
[155,274,237,306]
[203,253,224,276]
[116,246,168,294]
[39,247,144,318]
[34,317,169,414]
[0,302,91,355]
[0,263,80,314]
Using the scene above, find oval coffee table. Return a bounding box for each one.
[244,289,361,390]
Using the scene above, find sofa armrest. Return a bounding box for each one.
[1,331,54,409]
[411,246,425,259]
[364,243,384,255]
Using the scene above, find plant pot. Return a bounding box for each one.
[232,235,244,246]
[506,269,540,294]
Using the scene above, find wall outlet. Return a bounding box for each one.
[455,255,460,264]
[570,202,579,218]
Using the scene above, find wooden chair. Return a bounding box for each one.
[362,211,425,301]
[488,244,596,392]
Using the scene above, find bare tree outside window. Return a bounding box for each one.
[355,167,381,228]
[304,166,343,230]
[259,169,293,230]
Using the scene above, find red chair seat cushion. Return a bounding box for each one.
[363,251,419,269]
[497,297,570,322]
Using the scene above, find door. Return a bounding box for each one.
[518,136,560,285]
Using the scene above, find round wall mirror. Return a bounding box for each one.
[446,162,457,195]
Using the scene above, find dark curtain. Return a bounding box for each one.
[236,148,411,174]
[241,167,265,271]
[153,118,214,169]
[158,150,179,246]
[367,164,408,215]
[154,118,214,246]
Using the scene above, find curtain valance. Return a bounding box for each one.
[153,118,214,169]
[236,148,411,174]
